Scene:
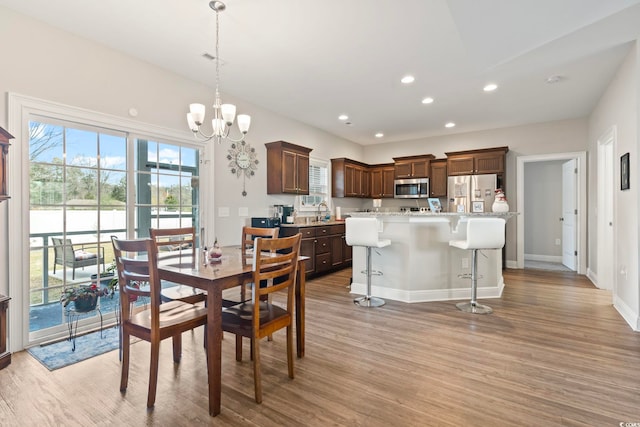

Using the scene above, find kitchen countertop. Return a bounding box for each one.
[280,220,346,228]
[351,211,517,217]
[280,211,518,227]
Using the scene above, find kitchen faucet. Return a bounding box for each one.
[317,201,329,222]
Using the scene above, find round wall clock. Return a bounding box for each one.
[227,141,258,196]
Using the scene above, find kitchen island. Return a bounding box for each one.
[348,212,516,303]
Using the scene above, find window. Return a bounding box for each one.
[9,93,207,350]
[299,158,329,211]
[27,120,200,343]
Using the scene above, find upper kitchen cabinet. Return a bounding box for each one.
[429,159,447,197]
[266,141,312,195]
[331,158,370,198]
[445,146,508,176]
[370,164,395,198]
[393,154,435,179]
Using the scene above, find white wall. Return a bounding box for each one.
[524,161,564,259]
[0,7,363,348]
[0,6,366,247]
[588,42,639,329]
[363,118,589,262]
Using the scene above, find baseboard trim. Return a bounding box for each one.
[350,280,504,304]
[525,254,563,263]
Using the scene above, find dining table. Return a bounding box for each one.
[157,245,307,417]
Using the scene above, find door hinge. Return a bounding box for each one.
[574,250,577,256]
[574,168,577,174]
[574,209,578,214]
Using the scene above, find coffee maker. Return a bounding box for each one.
[273,204,295,224]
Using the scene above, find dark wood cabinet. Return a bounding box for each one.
[266,141,312,195]
[0,295,10,370]
[280,223,349,278]
[332,158,370,198]
[445,147,508,176]
[0,127,14,203]
[370,164,395,198]
[393,155,435,179]
[429,159,447,197]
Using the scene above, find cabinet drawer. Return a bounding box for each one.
[315,236,330,254]
[315,226,331,236]
[328,224,345,235]
[298,227,316,238]
[316,253,331,272]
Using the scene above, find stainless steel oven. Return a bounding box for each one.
[394,177,429,199]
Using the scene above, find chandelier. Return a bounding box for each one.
[187,1,251,143]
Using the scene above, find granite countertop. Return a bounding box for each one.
[280,219,346,228]
[350,211,518,217]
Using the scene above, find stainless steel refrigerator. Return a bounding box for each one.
[447,174,497,213]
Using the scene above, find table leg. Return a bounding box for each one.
[206,289,223,416]
[295,260,306,358]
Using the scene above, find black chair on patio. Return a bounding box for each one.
[51,237,106,280]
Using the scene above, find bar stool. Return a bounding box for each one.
[449,217,506,314]
[346,217,391,307]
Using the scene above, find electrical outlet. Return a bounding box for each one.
[555,238,561,245]
[462,258,469,269]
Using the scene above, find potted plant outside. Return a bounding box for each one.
[60,284,107,312]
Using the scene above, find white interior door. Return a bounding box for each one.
[562,159,577,270]
[597,130,615,291]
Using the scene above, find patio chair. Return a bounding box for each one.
[51,237,105,280]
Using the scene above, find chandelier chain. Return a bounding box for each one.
[214,9,221,108]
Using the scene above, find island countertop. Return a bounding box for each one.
[346,212,517,304]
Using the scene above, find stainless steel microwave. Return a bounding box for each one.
[394,178,429,199]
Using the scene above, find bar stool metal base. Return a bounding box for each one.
[456,301,493,314]
[354,296,385,307]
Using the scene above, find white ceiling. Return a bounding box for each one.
[2,0,640,145]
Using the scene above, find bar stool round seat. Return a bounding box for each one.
[449,217,506,314]
[346,217,391,307]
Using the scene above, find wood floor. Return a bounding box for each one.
[2,268,640,426]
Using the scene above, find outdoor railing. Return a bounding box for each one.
[30,228,127,305]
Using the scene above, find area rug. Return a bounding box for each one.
[28,326,120,371]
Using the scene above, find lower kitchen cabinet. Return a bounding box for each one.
[280,223,351,278]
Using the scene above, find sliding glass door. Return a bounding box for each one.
[28,119,200,343]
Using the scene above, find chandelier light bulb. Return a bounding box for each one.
[237,115,251,134]
[221,104,236,124]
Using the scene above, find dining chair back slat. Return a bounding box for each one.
[149,227,205,304]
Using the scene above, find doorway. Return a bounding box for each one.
[597,127,615,291]
[516,152,587,273]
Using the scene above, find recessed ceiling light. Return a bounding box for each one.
[401,75,415,84]
[483,83,498,92]
[338,114,349,121]
[546,75,564,84]
[445,122,456,128]
[375,133,384,138]
[421,97,434,104]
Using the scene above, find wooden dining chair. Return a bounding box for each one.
[239,226,279,303]
[222,233,301,403]
[149,227,206,305]
[111,236,207,408]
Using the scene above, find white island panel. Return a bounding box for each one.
[349,213,511,303]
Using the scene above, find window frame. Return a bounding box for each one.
[298,157,330,212]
